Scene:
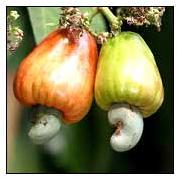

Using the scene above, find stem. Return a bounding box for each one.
[99,7,122,34]
[108,103,144,152]
[28,105,62,145]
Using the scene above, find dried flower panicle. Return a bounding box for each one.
[97,32,110,44]
[59,7,99,40]
[9,10,20,20]
[7,10,24,54]
[118,7,165,31]
[59,7,90,31]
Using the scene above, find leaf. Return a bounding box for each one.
[28,7,61,44]
[90,13,108,34]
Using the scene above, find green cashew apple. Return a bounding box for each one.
[95,31,164,152]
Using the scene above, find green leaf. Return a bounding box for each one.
[28,7,61,44]
[90,13,108,34]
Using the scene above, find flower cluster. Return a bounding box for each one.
[59,7,90,33]
[7,10,24,54]
[118,7,165,31]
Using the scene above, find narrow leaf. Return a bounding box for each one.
[28,7,61,44]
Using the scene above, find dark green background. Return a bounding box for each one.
[7,7,174,173]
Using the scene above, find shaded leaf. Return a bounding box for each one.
[28,7,61,44]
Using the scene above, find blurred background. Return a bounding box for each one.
[7,7,174,173]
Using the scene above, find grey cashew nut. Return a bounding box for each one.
[108,103,144,152]
[28,114,61,144]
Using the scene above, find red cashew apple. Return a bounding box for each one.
[13,27,98,143]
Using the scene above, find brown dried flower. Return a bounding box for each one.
[7,10,24,54]
[118,7,165,31]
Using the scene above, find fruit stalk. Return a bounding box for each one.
[98,7,122,35]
